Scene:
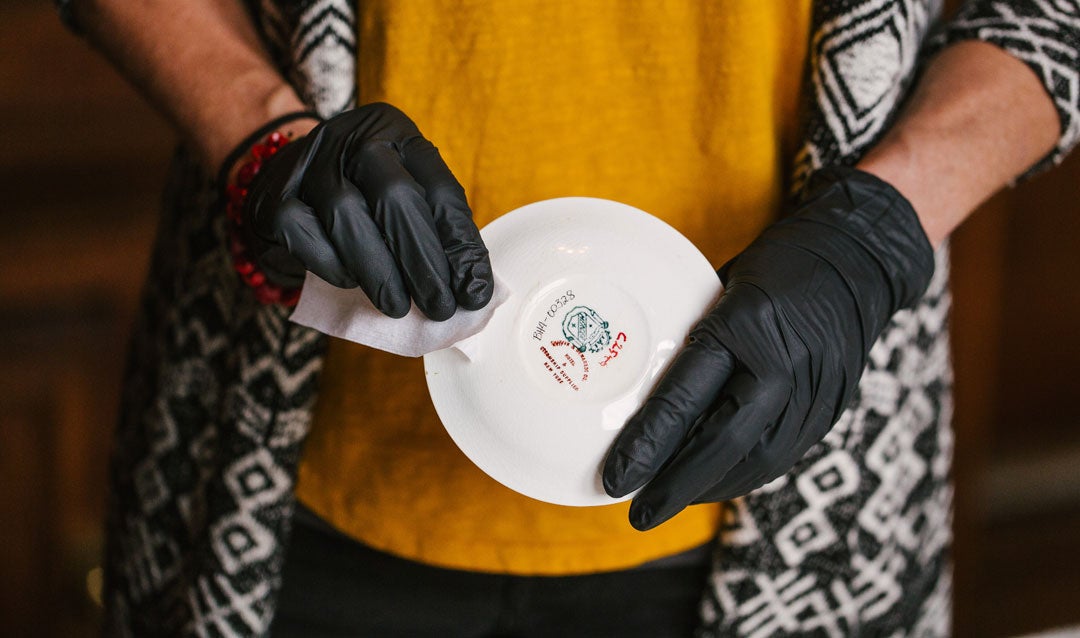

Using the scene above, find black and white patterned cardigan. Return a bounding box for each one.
[87,1,1079,636]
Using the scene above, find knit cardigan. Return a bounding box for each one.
[80,0,1079,635]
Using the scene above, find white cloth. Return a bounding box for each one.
[289,271,510,359]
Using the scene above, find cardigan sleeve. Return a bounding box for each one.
[939,0,1080,172]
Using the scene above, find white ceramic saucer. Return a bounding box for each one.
[423,198,722,506]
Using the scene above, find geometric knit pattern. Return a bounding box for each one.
[85,0,1080,636]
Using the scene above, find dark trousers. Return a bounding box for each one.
[271,506,711,638]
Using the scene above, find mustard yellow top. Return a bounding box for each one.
[296,0,812,576]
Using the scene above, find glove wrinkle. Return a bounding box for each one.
[603,397,693,497]
[271,199,356,288]
[631,381,773,530]
[370,178,456,320]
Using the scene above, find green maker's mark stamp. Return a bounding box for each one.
[561,306,611,353]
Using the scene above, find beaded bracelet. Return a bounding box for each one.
[221,112,321,306]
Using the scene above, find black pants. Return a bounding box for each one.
[272,506,711,638]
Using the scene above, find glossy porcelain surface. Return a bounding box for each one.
[424,198,722,506]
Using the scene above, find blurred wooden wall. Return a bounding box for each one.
[942,2,1080,636]
[1,1,1078,636]
[0,2,171,635]
[951,153,1080,636]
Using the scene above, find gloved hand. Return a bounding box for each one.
[240,103,493,320]
[602,167,935,531]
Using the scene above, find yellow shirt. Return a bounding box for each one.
[296,0,812,575]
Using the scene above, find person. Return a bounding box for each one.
[59,0,1078,636]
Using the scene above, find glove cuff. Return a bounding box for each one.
[717,165,936,354]
[804,166,936,312]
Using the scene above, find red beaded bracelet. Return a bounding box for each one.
[224,129,301,306]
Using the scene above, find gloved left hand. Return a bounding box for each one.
[239,103,493,321]
[602,167,935,531]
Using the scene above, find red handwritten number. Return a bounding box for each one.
[599,332,629,367]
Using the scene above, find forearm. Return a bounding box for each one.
[857,40,1060,248]
[71,0,318,170]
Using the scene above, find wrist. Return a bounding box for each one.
[216,110,322,189]
[856,129,948,249]
[224,125,310,305]
[798,166,935,313]
[200,80,320,171]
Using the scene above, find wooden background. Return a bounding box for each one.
[1,2,1078,636]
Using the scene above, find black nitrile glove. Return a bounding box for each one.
[602,167,935,531]
[241,103,493,320]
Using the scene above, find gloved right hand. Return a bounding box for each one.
[602,167,935,530]
[240,102,494,321]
